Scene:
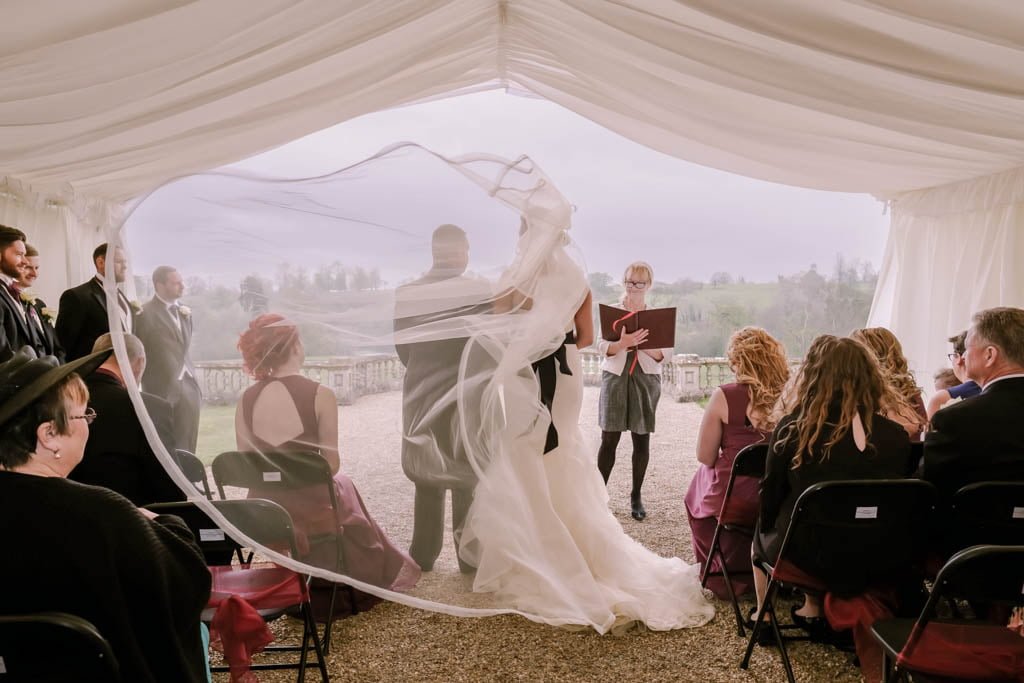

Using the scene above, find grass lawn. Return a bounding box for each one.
[195,403,239,465]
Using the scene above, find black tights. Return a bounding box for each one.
[597,430,650,496]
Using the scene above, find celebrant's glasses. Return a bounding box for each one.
[947,352,962,363]
[624,280,649,289]
[71,408,97,425]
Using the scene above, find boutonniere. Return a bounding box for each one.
[40,307,56,324]
[178,304,192,318]
[130,300,143,314]
[19,291,37,306]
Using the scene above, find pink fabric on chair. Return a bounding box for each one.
[207,564,308,683]
[825,589,898,683]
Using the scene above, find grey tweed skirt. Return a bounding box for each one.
[598,354,661,434]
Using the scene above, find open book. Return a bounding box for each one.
[598,304,676,350]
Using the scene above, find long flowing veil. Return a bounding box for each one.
[103,143,593,619]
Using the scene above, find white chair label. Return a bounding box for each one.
[200,528,225,542]
[263,471,282,482]
[1013,507,1024,519]
[855,506,878,519]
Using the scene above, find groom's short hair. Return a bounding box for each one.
[431,224,468,267]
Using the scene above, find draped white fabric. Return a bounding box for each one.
[869,166,1024,387]
[2,1,1024,381]
[3,0,1024,203]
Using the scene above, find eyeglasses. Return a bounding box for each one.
[624,280,649,289]
[947,352,963,363]
[71,408,97,425]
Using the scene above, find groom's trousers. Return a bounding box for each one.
[410,484,474,573]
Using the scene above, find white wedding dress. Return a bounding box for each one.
[460,336,715,634]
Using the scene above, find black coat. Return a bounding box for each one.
[0,283,37,362]
[28,296,64,361]
[70,370,184,507]
[135,298,195,403]
[923,376,1024,501]
[56,277,135,361]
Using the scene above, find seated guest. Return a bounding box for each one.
[0,347,210,682]
[236,314,420,612]
[685,326,789,599]
[851,327,927,439]
[923,307,1024,502]
[926,330,982,418]
[70,333,183,506]
[751,335,910,637]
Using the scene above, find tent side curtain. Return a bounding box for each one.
[868,165,1024,384]
[1,0,1024,205]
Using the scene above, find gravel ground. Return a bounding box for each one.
[212,388,863,682]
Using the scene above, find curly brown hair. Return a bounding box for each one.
[774,335,886,467]
[850,327,925,431]
[726,327,789,431]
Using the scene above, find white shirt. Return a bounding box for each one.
[96,273,132,333]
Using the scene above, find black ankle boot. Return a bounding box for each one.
[630,492,646,521]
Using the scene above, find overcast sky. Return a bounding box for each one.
[128,89,888,285]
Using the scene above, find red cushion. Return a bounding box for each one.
[898,622,1024,681]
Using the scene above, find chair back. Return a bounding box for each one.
[212,450,334,495]
[950,482,1024,552]
[146,499,300,562]
[0,612,120,681]
[174,449,213,499]
[718,443,768,526]
[777,479,936,594]
[931,544,1024,606]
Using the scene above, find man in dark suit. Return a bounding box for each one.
[136,265,201,454]
[923,306,1024,502]
[393,225,491,573]
[56,243,135,362]
[17,244,64,361]
[70,333,184,506]
[0,224,33,362]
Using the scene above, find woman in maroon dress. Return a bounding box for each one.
[235,314,419,610]
[684,327,789,599]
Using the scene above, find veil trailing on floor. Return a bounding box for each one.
[105,143,595,620]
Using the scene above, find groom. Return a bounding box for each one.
[394,225,490,573]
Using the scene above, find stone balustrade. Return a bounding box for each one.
[197,352,796,405]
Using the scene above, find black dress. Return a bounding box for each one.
[0,472,211,683]
[754,409,911,580]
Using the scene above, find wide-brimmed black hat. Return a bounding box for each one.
[0,347,111,429]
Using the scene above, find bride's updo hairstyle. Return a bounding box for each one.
[726,327,789,431]
[775,335,886,467]
[238,313,299,380]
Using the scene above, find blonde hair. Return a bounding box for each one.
[775,335,886,467]
[620,261,653,306]
[727,327,790,431]
[850,327,925,431]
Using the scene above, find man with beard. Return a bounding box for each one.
[0,224,32,362]
[17,244,64,361]
[56,243,135,361]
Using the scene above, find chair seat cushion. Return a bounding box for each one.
[875,619,1024,681]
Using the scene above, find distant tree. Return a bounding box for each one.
[710,271,733,288]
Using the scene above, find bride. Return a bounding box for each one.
[458,225,715,634]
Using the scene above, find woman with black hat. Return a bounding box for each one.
[0,347,211,682]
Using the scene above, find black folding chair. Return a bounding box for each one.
[212,450,355,654]
[174,448,214,499]
[699,442,768,636]
[871,545,1024,682]
[0,612,120,681]
[151,498,329,682]
[740,479,936,683]
[949,481,1024,552]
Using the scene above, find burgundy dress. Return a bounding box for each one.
[684,383,767,599]
[242,375,420,613]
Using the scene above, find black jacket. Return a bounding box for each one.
[56,277,135,361]
[135,297,194,403]
[0,283,37,362]
[923,376,1024,501]
[70,370,185,507]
